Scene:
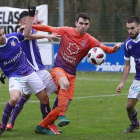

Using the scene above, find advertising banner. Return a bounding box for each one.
[0,4,48,42]
[53,43,135,73]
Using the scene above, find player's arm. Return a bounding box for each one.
[116,60,130,93]
[25,33,61,43]
[24,6,36,37]
[32,25,53,33]
[99,43,121,54]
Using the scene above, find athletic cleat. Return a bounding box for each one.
[54,124,62,134]
[58,116,70,127]
[47,124,61,134]
[124,124,139,133]
[6,123,13,131]
[35,125,55,135]
[0,124,6,136]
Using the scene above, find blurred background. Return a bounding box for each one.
[0,0,139,42]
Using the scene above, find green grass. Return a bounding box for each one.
[0,71,140,140]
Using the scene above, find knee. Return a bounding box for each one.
[126,104,134,113]
[60,80,69,90]
[9,97,19,106]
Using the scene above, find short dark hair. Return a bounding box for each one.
[76,12,90,22]
[19,11,29,22]
[127,16,140,25]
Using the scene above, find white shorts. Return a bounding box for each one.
[23,70,57,96]
[9,71,45,94]
[128,80,140,100]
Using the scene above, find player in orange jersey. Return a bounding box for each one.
[32,12,121,135]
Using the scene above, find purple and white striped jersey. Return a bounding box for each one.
[20,28,45,71]
[124,33,140,80]
[0,32,34,78]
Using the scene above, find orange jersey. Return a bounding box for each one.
[32,25,116,75]
[52,27,100,75]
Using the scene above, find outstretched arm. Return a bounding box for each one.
[116,60,130,93]
[32,25,53,33]
[26,33,61,43]
[99,43,121,54]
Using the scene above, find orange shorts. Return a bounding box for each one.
[51,67,76,100]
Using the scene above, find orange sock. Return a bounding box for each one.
[39,107,59,128]
[58,89,68,116]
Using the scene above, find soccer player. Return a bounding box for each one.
[32,12,121,135]
[0,6,55,136]
[116,16,140,133]
[5,11,60,134]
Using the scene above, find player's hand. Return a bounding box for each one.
[116,83,124,93]
[47,33,61,43]
[0,73,6,84]
[28,6,36,17]
[114,43,121,51]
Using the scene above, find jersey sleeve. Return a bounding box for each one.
[32,25,53,32]
[89,36,100,48]
[124,42,131,60]
[6,32,25,41]
[52,27,69,35]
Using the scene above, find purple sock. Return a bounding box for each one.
[1,102,15,128]
[40,103,51,119]
[128,109,139,126]
[9,96,29,126]
[52,97,58,110]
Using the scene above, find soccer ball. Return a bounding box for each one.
[87,47,106,65]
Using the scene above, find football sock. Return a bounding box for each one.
[40,103,51,119]
[9,96,29,125]
[128,109,139,126]
[52,97,58,110]
[39,107,59,128]
[58,89,68,116]
[1,102,14,127]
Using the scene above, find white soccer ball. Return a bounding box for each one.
[87,47,106,65]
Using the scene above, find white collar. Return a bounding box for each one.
[132,33,140,43]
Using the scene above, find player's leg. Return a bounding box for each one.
[6,93,31,130]
[124,80,140,133]
[51,68,70,126]
[124,98,139,133]
[57,73,75,127]
[0,77,22,136]
[27,71,56,135]
[36,70,57,119]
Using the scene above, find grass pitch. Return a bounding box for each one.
[0,71,140,140]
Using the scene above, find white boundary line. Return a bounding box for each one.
[0,93,127,105]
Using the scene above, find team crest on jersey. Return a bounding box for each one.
[128,45,132,49]
[81,40,86,47]
[11,41,16,46]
